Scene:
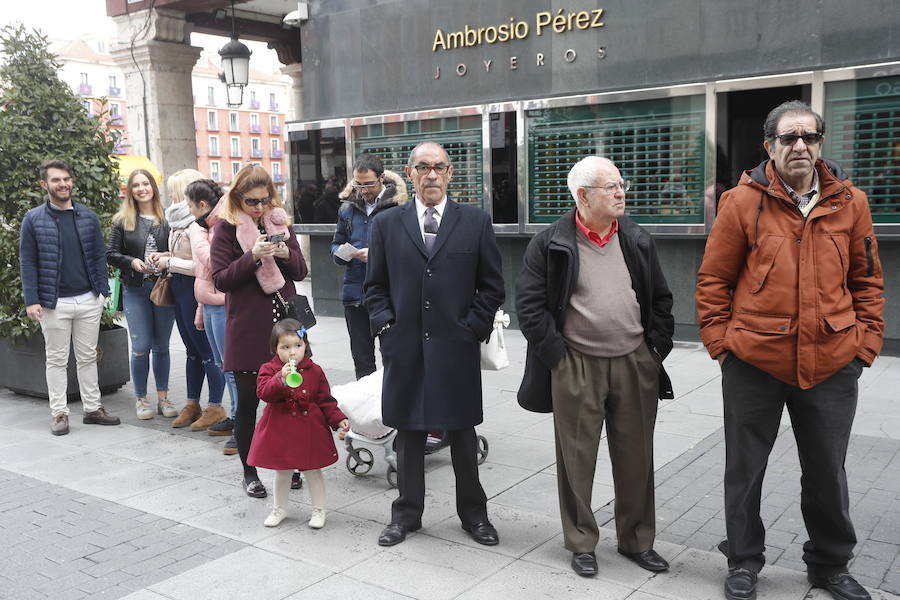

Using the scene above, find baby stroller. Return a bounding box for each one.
[331,370,489,487]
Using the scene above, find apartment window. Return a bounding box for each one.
[272,162,281,178]
[251,138,261,151]
[251,113,260,126]
[232,161,242,175]
[251,91,257,102]
[207,86,216,105]
[270,138,280,153]
[229,111,239,131]
[207,111,218,130]
[269,115,278,128]
[80,73,89,85]
[109,102,120,119]
[208,136,220,156]
[210,161,221,181]
[109,75,117,88]
[81,99,91,115]
[230,136,241,157]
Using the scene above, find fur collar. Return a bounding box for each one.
[234,207,291,294]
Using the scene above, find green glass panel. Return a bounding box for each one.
[353,116,483,207]
[527,96,706,224]
[824,76,900,222]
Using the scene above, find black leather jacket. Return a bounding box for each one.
[107,217,170,287]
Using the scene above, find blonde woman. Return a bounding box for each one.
[148,169,227,432]
[106,169,176,419]
[210,165,308,498]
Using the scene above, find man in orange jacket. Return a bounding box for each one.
[696,101,884,600]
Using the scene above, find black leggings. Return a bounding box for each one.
[233,371,261,482]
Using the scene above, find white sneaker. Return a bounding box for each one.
[135,397,153,420]
[264,507,287,527]
[308,507,326,529]
[157,397,178,418]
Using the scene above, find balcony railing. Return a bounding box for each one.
[271,148,283,159]
[269,102,279,111]
[208,149,221,157]
[208,123,219,131]
[273,173,284,183]
[230,150,242,158]
[78,83,92,96]
[196,147,203,156]
[251,149,263,158]
[229,124,241,132]
[250,123,262,133]
[108,86,121,97]
[270,124,281,134]
[250,99,260,109]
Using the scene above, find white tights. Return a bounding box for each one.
[273,469,325,510]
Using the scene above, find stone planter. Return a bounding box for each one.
[0,324,130,400]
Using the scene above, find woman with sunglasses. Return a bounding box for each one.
[210,165,308,498]
[107,169,176,419]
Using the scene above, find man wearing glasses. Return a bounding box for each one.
[330,153,405,379]
[516,156,674,578]
[697,101,884,600]
[365,141,505,547]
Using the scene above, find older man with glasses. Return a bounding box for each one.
[330,153,405,379]
[697,101,884,600]
[516,155,675,578]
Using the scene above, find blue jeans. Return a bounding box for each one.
[202,303,238,417]
[171,274,225,405]
[122,278,176,398]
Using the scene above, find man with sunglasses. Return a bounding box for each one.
[365,142,504,548]
[330,153,404,379]
[697,101,884,600]
[516,156,674,578]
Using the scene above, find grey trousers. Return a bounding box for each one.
[551,342,660,553]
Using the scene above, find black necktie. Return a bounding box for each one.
[424,207,438,253]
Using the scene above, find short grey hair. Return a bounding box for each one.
[763,100,825,143]
[567,156,616,201]
[407,142,450,167]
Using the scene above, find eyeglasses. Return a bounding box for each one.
[412,163,450,175]
[774,132,823,146]
[352,180,381,190]
[583,180,631,194]
[242,196,273,207]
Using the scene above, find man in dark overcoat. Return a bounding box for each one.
[516,156,674,578]
[365,141,505,547]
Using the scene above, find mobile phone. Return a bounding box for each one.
[268,232,286,244]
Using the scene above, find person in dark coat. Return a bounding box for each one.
[516,156,674,578]
[210,165,308,499]
[313,183,341,223]
[365,142,505,547]
[330,153,406,379]
[249,319,349,529]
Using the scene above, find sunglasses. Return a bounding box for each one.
[774,132,823,146]
[242,196,273,207]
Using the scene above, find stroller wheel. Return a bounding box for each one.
[386,465,398,488]
[476,435,489,465]
[346,447,374,476]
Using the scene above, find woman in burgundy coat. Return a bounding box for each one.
[249,319,349,528]
[210,165,308,498]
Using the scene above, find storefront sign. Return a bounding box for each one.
[432,9,606,51]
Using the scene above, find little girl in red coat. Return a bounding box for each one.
[249,318,349,528]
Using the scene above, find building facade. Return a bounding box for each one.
[288,0,900,352]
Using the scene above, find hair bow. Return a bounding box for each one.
[296,327,307,338]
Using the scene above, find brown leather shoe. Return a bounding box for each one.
[51,413,69,436]
[190,405,226,431]
[82,407,121,426]
[172,402,202,428]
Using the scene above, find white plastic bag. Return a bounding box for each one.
[480,309,510,370]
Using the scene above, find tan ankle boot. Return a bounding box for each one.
[190,405,226,431]
[172,402,202,428]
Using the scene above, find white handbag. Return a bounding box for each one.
[480,309,511,370]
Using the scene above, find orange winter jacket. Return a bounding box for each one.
[696,159,884,389]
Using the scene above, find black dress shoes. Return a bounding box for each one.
[378,522,420,547]
[571,552,598,577]
[461,521,499,546]
[808,572,871,600]
[617,548,670,572]
[724,567,758,600]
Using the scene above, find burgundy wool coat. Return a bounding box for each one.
[209,219,308,372]
[247,355,347,471]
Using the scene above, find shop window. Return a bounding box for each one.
[288,126,348,224]
[825,75,900,222]
[352,114,484,208]
[526,95,706,224]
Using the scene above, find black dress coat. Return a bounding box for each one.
[365,199,505,430]
[515,211,675,413]
[209,220,308,372]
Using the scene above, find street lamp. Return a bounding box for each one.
[218,0,251,108]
